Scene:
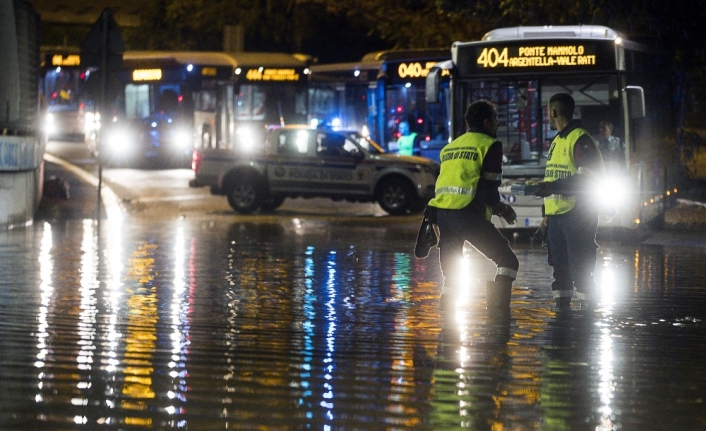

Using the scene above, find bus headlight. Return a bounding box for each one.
[173,129,191,149]
[106,129,132,153]
[45,113,55,135]
[85,112,100,132]
[592,175,629,209]
[237,126,255,152]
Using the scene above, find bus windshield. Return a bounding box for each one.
[461,75,622,171]
[124,83,190,122]
[237,83,307,125]
[44,68,85,111]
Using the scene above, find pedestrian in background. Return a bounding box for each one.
[426,100,518,320]
[534,93,606,309]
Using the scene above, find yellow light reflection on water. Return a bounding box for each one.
[119,242,159,419]
[105,211,124,380]
[387,251,424,428]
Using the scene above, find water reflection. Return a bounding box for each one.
[4,219,706,429]
[35,222,53,395]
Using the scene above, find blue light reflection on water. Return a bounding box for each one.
[2,220,706,429]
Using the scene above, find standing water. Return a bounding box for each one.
[1,217,705,430]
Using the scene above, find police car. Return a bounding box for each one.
[190,125,439,215]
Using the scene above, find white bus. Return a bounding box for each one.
[426,25,678,236]
[86,51,312,167]
[40,46,91,141]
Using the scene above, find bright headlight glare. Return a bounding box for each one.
[45,114,55,135]
[85,112,100,131]
[592,175,629,206]
[108,130,130,151]
[237,127,255,151]
[173,130,191,148]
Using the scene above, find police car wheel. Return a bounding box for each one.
[377,178,413,215]
[226,179,263,214]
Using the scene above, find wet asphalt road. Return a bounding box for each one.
[1,141,705,430]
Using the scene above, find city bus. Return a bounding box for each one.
[40,46,93,141]
[308,49,451,162]
[87,51,312,166]
[426,25,678,236]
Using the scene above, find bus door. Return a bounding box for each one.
[540,75,624,171]
[215,82,234,149]
[384,80,450,161]
[367,82,384,150]
[234,84,267,152]
[194,82,218,149]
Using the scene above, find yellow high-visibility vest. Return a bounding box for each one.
[543,127,585,215]
[428,132,497,218]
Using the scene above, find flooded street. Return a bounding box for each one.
[2,213,706,430]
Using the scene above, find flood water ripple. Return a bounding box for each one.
[0,218,705,430]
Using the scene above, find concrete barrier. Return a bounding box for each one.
[0,135,45,229]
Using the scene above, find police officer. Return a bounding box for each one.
[534,93,606,310]
[427,100,519,319]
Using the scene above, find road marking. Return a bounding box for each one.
[44,153,124,222]
[135,194,210,203]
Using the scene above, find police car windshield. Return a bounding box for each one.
[344,132,384,154]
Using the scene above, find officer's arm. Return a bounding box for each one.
[480,141,503,208]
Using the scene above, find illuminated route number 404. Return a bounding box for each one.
[476,47,510,68]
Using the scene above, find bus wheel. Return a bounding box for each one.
[226,177,264,214]
[260,195,285,213]
[377,178,413,215]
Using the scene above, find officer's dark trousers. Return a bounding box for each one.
[436,207,519,292]
[546,207,599,300]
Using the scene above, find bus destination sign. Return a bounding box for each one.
[457,40,616,76]
[477,45,597,68]
[245,68,301,82]
[51,54,81,67]
[391,60,450,83]
[133,68,162,81]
